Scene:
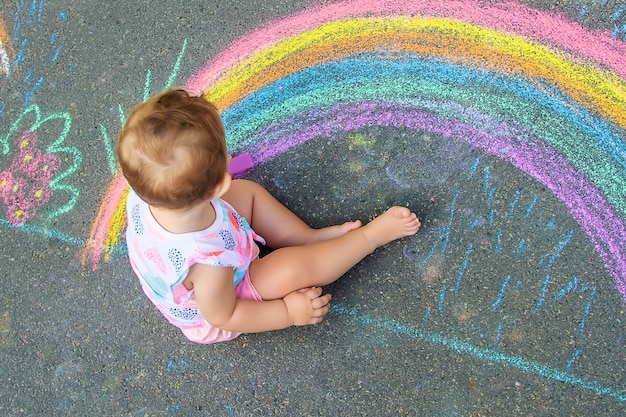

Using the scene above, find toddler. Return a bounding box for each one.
[117,88,421,344]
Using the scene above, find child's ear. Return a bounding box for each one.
[212,172,232,198]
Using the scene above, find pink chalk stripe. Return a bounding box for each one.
[186,0,626,93]
[85,173,128,270]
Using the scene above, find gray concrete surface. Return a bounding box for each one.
[1,1,625,415]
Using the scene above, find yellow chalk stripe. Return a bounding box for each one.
[205,16,626,130]
[104,187,129,259]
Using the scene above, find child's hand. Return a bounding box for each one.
[283,287,331,326]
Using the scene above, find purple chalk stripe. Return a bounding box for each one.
[249,101,626,300]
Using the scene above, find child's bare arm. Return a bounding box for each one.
[189,264,330,333]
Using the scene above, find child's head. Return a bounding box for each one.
[116,88,228,209]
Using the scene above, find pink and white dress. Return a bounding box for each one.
[125,189,266,344]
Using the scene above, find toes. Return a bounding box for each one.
[391,206,418,220]
[391,206,412,219]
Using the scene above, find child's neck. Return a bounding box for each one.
[149,198,217,234]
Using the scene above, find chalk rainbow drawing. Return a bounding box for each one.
[85,0,626,399]
[89,0,626,297]
[0,13,14,76]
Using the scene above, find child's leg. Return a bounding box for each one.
[221,179,361,248]
[249,206,421,300]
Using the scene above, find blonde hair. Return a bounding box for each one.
[116,88,227,209]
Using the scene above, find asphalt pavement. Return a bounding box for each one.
[1,1,625,415]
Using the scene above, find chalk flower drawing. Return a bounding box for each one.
[0,131,60,225]
[1,104,80,225]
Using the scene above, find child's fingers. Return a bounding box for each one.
[311,301,331,320]
[309,293,331,321]
[311,293,331,308]
[304,286,323,299]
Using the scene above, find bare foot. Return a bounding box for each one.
[307,220,362,244]
[362,206,420,249]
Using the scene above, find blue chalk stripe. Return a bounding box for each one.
[330,303,626,402]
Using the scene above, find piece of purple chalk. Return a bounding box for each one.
[228,153,254,175]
